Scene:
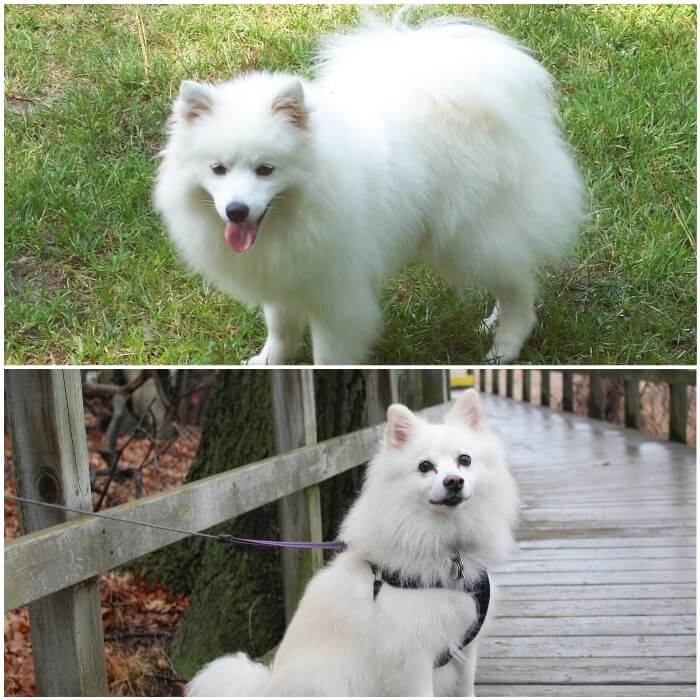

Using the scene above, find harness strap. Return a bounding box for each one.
[434,571,490,668]
[368,558,490,668]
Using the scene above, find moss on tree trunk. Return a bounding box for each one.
[165,370,285,678]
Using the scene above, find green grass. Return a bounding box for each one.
[4,4,696,364]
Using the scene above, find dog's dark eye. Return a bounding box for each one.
[211,164,227,176]
[418,460,434,473]
[458,454,472,467]
[255,164,275,177]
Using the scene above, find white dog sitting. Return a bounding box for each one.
[187,389,519,696]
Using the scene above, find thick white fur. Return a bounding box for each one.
[187,390,519,696]
[154,15,585,364]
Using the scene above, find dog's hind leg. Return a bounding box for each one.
[245,304,306,365]
[484,277,537,363]
[310,295,382,364]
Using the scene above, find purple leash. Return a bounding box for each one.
[5,493,347,551]
[217,534,347,550]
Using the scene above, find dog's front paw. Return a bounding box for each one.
[242,348,270,366]
[486,342,520,364]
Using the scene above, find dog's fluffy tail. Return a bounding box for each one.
[187,652,270,696]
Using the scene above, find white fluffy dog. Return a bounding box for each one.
[154,14,585,363]
[187,389,519,696]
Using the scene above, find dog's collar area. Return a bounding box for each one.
[368,555,490,669]
[369,552,465,595]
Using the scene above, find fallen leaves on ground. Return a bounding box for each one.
[4,417,200,696]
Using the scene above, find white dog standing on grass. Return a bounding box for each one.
[187,389,519,696]
[155,13,585,364]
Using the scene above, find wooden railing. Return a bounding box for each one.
[475,369,696,444]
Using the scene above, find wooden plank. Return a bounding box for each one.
[522,505,696,520]
[476,656,697,684]
[494,570,696,585]
[519,524,695,538]
[518,536,696,549]
[497,583,695,601]
[495,598,694,617]
[487,614,696,636]
[506,370,514,398]
[479,635,695,658]
[496,558,695,572]
[5,369,108,695]
[509,546,696,560]
[5,400,453,610]
[476,684,696,697]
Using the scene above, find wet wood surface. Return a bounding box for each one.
[476,395,696,697]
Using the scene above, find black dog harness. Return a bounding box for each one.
[369,554,490,669]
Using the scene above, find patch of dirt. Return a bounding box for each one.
[6,255,68,305]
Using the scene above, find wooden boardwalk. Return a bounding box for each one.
[475,395,696,697]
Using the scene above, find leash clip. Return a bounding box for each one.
[449,553,464,581]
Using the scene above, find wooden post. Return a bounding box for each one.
[669,383,688,443]
[506,370,514,398]
[589,371,603,419]
[365,370,393,425]
[390,369,422,406]
[5,369,108,696]
[522,370,531,403]
[271,370,323,623]
[624,379,641,429]
[562,371,574,412]
[540,370,550,407]
[422,369,449,406]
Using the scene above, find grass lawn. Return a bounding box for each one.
[4,4,697,364]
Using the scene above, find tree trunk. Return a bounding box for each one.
[314,370,369,542]
[163,370,284,679]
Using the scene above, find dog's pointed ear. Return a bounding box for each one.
[272,79,308,128]
[386,403,418,449]
[446,389,487,431]
[175,80,215,123]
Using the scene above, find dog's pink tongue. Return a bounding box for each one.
[224,222,258,253]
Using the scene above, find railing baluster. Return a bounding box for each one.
[589,371,603,419]
[669,383,688,443]
[562,371,573,412]
[624,379,641,430]
[541,370,550,407]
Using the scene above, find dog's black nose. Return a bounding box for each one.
[443,475,464,493]
[226,201,250,223]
